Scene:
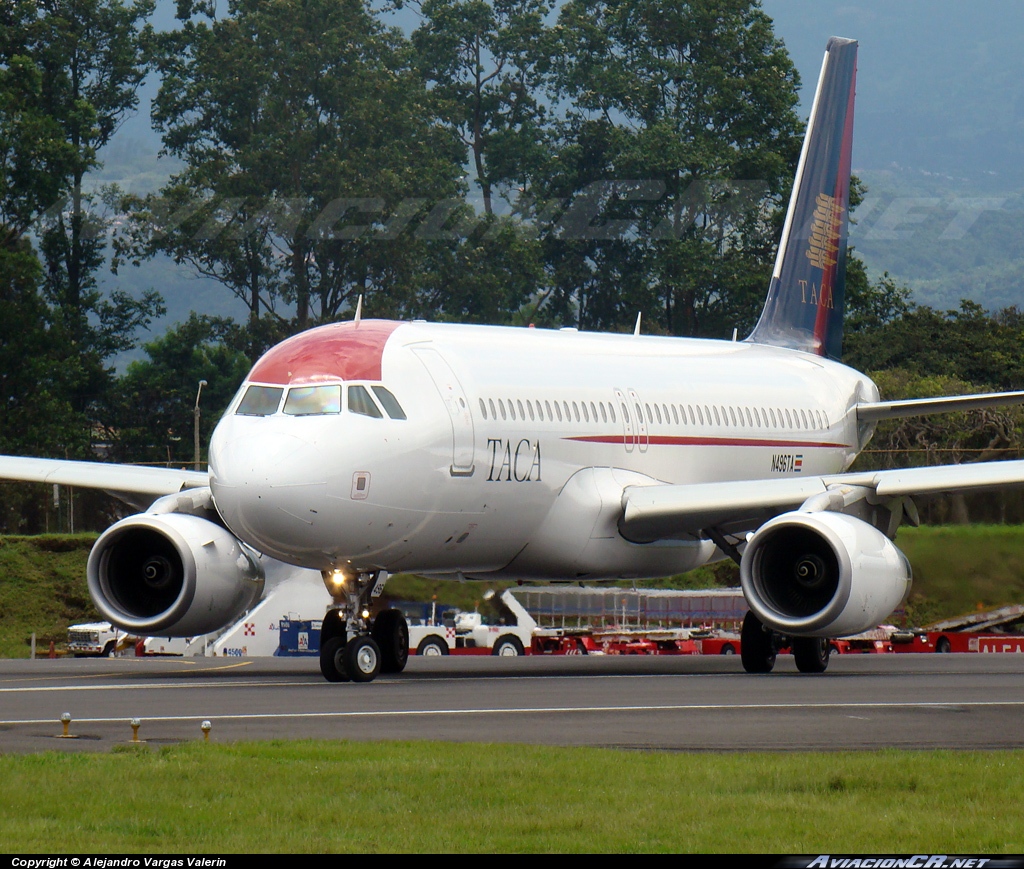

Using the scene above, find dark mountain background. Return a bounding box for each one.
[767,0,1024,313]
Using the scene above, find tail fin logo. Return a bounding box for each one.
[805,193,843,272]
[745,36,857,361]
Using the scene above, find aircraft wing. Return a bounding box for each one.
[619,459,1024,543]
[856,390,1024,422]
[0,455,210,511]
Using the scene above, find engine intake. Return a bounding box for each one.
[740,511,911,637]
[87,513,265,636]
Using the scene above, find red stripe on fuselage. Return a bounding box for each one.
[247,319,402,385]
[564,435,847,449]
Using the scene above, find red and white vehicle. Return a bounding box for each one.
[891,605,1024,654]
[893,633,1024,654]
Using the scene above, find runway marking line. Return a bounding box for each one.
[0,660,257,692]
[0,661,203,685]
[3,699,1024,727]
[0,659,259,687]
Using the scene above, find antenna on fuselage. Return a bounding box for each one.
[633,313,642,336]
[353,294,363,325]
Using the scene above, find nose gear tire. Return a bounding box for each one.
[320,636,350,682]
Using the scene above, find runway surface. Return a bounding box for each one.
[2,653,1024,753]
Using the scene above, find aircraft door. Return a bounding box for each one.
[413,347,476,477]
[613,388,634,453]
[627,388,649,453]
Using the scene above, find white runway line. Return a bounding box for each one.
[4,699,1024,727]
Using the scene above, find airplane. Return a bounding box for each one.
[4,36,1024,683]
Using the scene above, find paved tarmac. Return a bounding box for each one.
[2,652,1023,753]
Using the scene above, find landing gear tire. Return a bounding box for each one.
[320,636,350,683]
[417,637,448,656]
[372,609,409,674]
[345,635,382,682]
[741,612,777,674]
[492,635,525,657]
[793,636,831,673]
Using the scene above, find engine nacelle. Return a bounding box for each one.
[87,513,265,637]
[740,511,911,637]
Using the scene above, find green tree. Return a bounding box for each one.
[129,0,466,355]
[0,23,77,454]
[845,299,1024,391]
[105,314,251,466]
[2,9,92,459]
[0,46,75,248]
[0,244,84,457]
[29,0,154,335]
[414,214,544,322]
[412,0,554,216]
[2,0,160,432]
[527,0,802,335]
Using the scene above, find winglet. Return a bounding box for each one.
[746,36,858,361]
[353,294,363,325]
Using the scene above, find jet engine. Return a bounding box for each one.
[739,511,911,637]
[87,513,265,637]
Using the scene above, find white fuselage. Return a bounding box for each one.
[208,321,879,581]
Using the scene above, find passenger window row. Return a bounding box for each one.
[479,397,618,425]
[477,395,830,432]
[638,402,830,432]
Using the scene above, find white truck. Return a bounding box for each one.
[408,589,537,656]
[67,622,131,657]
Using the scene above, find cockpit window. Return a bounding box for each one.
[371,386,407,420]
[347,385,383,418]
[236,385,284,416]
[284,384,342,416]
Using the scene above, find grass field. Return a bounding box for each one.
[0,534,97,657]
[893,525,1024,625]
[1,741,1023,852]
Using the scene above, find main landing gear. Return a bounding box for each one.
[319,569,409,683]
[740,612,832,675]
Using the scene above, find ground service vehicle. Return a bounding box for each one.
[409,590,536,656]
[892,605,1024,654]
[67,622,128,657]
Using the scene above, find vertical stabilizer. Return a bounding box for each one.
[746,37,857,360]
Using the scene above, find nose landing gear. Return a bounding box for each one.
[319,569,409,683]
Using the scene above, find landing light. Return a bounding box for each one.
[360,608,370,620]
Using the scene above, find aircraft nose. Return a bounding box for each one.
[209,421,328,558]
